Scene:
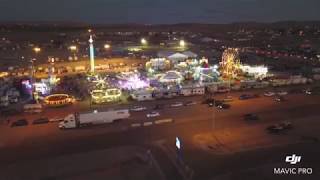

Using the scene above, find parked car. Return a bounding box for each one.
[32,118,49,125]
[223,96,233,102]
[217,103,231,109]
[239,94,257,100]
[171,102,183,107]
[266,121,293,133]
[11,119,28,127]
[130,106,147,112]
[1,109,20,116]
[266,124,284,133]
[277,91,288,96]
[305,89,312,95]
[244,114,259,121]
[264,91,275,97]
[238,94,245,100]
[279,121,293,129]
[208,100,223,107]
[146,111,160,118]
[275,96,285,102]
[154,104,164,110]
[9,97,19,103]
[202,98,215,104]
[184,101,197,106]
[289,88,301,94]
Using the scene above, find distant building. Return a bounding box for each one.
[180,85,205,96]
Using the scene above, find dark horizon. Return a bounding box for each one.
[0,0,319,24]
[1,20,320,27]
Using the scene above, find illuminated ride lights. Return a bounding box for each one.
[146,58,171,71]
[194,66,220,82]
[118,75,149,90]
[44,94,75,107]
[91,88,122,104]
[220,48,241,80]
[33,82,50,95]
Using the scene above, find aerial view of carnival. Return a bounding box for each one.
[1,1,320,180]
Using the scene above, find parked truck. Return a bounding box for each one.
[59,109,130,129]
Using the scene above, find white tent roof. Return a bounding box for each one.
[157,51,175,58]
[162,71,182,80]
[167,53,188,61]
[182,51,198,58]
[201,37,214,42]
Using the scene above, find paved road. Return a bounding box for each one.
[0,87,320,179]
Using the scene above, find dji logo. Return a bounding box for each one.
[285,154,301,164]
[274,154,312,175]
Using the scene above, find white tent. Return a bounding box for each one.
[159,71,183,83]
[157,51,175,58]
[167,53,188,63]
[182,51,198,58]
[201,37,214,43]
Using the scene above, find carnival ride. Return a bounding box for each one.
[44,94,75,107]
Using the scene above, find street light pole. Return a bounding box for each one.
[69,45,77,61]
[211,92,216,131]
[179,40,186,49]
[104,44,111,58]
[31,47,41,102]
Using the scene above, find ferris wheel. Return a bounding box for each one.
[220,48,241,79]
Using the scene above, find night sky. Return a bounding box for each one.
[0,0,319,24]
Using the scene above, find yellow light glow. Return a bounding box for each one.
[33,47,41,53]
[179,40,186,47]
[0,72,9,78]
[141,38,147,45]
[91,88,122,103]
[69,45,77,51]
[104,44,111,49]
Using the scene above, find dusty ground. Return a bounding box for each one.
[0,146,165,180]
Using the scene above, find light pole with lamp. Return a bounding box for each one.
[31,47,41,102]
[179,40,186,49]
[104,44,111,50]
[211,91,216,131]
[141,38,147,46]
[69,45,78,61]
[104,43,111,58]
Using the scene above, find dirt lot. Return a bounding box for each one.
[0,146,165,180]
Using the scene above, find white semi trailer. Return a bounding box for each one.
[59,109,130,129]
